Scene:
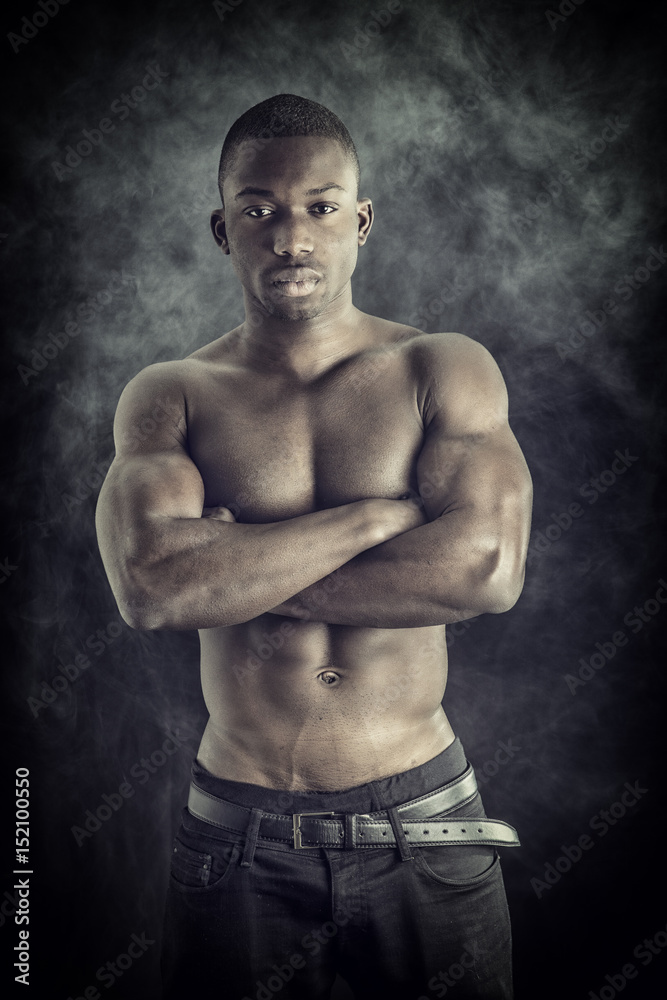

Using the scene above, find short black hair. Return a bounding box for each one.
[218,93,360,200]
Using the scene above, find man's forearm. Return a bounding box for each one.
[103,496,421,631]
[270,511,526,628]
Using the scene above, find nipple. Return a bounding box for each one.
[317,670,341,686]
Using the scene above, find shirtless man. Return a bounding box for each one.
[96,94,532,1000]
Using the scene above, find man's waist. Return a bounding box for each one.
[187,764,520,851]
[197,711,456,793]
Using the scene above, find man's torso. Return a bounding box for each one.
[177,318,455,789]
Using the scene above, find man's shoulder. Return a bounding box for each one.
[121,332,240,402]
[404,329,493,364]
[115,356,218,437]
[119,358,191,405]
[364,317,470,356]
[358,319,501,391]
[397,329,500,385]
[400,331,508,426]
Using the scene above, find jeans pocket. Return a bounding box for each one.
[415,845,500,887]
[413,790,501,887]
[170,836,239,892]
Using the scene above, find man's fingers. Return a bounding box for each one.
[201,505,237,522]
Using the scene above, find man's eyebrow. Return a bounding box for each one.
[305,184,346,196]
[234,186,274,200]
[234,183,347,200]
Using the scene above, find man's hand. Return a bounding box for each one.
[202,506,237,523]
[361,497,428,542]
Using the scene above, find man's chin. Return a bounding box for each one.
[263,299,327,322]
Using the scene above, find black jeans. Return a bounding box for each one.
[161,739,513,999]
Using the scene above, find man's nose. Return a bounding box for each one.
[272,216,314,256]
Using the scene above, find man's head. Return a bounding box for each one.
[211,95,372,323]
[217,94,360,202]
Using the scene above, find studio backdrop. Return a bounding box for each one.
[2,0,666,997]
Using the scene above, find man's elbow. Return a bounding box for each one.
[116,587,169,631]
[109,557,176,630]
[470,548,527,616]
[460,546,525,615]
[480,576,524,615]
[472,477,532,615]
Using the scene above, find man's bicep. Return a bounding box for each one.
[98,449,205,534]
[97,366,206,565]
[96,448,206,623]
[415,335,532,525]
[113,364,188,455]
[416,423,532,524]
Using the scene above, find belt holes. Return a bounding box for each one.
[423,829,429,834]
[382,831,387,836]
[443,828,448,833]
[461,828,466,833]
[478,827,483,833]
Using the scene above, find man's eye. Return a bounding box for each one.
[312,205,336,215]
[246,208,273,218]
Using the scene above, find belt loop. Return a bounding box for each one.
[387,806,414,862]
[344,813,357,849]
[240,807,263,869]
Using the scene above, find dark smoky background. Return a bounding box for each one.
[1,0,666,996]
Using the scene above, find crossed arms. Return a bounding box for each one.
[95,334,532,631]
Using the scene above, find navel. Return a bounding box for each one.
[317,669,341,686]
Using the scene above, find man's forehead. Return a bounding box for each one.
[227,136,355,196]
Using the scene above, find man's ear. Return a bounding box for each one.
[357,197,373,246]
[210,209,230,254]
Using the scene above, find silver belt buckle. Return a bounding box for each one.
[292,811,335,849]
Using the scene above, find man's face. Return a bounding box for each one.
[215,136,372,322]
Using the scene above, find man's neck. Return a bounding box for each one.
[236,287,370,381]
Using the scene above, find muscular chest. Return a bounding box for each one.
[187,359,425,521]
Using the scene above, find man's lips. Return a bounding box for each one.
[269,268,322,297]
[271,267,322,282]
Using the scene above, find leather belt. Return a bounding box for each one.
[187,764,520,850]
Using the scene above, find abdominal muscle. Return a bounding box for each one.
[196,614,455,791]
